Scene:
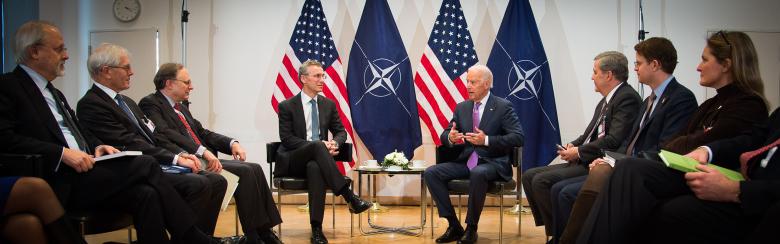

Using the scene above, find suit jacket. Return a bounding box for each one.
[663,84,768,154]
[617,78,697,157]
[708,107,780,216]
[77,85,180,164]
[440,94,524,181]
[573,83,641,164]
[0,66,103,200]
[138,91,232,155]
[276,93,347,176]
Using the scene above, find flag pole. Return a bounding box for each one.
[637,0,649,97]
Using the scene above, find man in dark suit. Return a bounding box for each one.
[75,43,226,239]
[521,51,641,242]
[557,38,697,244]
[424,64,524,244]
[276,60,371,244]
[579,107,780,244]
[0,21,215,243]
[139,63,282,244]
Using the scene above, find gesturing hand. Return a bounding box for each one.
[464,128,486,146]
[449,122,465,144]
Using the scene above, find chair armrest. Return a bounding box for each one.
[266,142,281,164]
[509,147,522,168]
[0,153,45,177]
[435,145,464,164]
[333,143,353,162]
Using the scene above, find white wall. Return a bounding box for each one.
[38,0,780,197]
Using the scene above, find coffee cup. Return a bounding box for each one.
[365,160,379,168]
[411,160,425,168]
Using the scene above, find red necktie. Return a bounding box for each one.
[739,137,780,180]
[174,103,202,145]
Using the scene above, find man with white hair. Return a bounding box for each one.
[423,64,524,243]
[76,43,225,243]
[0,21,216,243]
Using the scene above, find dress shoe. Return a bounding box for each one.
[347,197,371,214]
[259,230,283,244]
[457,226,478,244]
[435,225,464,243]
[310,227,328,244]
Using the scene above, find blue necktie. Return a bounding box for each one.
[115,94,152,142]
[310,99,320,141]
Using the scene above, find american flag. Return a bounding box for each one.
[271,0,355,175]
[414,0,478,145]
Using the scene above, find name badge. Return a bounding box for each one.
[143,118,156,132]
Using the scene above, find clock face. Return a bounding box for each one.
[113,0,141,22]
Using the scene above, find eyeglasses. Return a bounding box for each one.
[717,31,732,47]
[107,65,132,73]
[171,79,192,85]
[305,73,327,79]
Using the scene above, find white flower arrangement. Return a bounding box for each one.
[382,150,410,170]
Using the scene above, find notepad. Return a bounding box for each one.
[658,150,744,181]
[95,151,142,162]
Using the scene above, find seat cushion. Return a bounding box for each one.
[274,176,352,191]
[447,179,516,194]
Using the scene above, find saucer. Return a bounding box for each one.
[409,166,427,170]
[359,166,382,170]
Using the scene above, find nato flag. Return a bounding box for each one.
[347,0,422,160]
[486,0,561,171]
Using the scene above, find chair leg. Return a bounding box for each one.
[127,226,132,243]
[331,193,336,230]
[277,192,282,236]
[79,221,86,237]
[500,193,504,244]
[457,194,462,221]
[430,197,435,239]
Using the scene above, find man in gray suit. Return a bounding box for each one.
[521,51,641,242]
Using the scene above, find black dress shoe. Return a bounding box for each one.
[435,225,464,243]
[457,226,478,244]
[259,230,283,244]
[310,227,328,244]
[347,197,371,214]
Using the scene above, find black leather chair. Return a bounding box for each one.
[0,153,134,242]
[265,142,354,236]
[430,146,523,243]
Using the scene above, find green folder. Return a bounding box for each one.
[658,150,745,181]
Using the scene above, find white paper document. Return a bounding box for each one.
[95,151,142,162]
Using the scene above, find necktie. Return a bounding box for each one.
[310,99,320,141]
[174,103,202,145]
[626,93,656,156]
[115,94,152,142]
[47,82,90,153]
[585,100,608,143]
[467,102,482,170]
[739,137,780,180]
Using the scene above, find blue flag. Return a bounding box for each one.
[347,0,421,160]
[486,0,561,171]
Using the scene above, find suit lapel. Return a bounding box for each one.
[291,94,307,139]
[15,68,68,146]
[643,79,677,127]
[478,95,497,131]
[155,92,189,135]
